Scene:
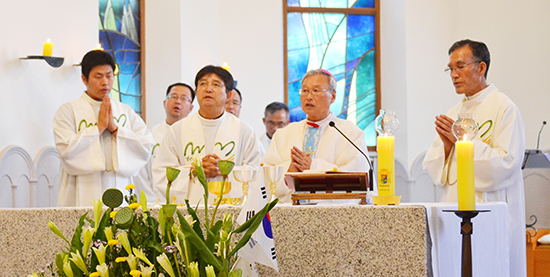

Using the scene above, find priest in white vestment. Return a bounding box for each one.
[260,102,290,152]
[153,65,262,206]
[261,69,370,202]
[134,83,195,203]
[422,39,526,277]
[53,50,155,207]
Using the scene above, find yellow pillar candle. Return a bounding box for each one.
[221,62,230,72]
[456,140,475,210]
[377,135,395,196]
[43,39,53,57]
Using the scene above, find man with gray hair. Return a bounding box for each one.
[260,102,290,152]
[261,69,370,202]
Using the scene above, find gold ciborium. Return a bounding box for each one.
[263,166,283,202]
[233,168,258,206]
[208,181,232,205]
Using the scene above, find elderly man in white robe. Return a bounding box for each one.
[422,39,526,277]
[261,69,370,202]
[134,82,195,203]
[153,65,262,205]
[53,50,155,207]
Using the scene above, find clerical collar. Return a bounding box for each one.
[198,111,226,127]
[306,113,335,128]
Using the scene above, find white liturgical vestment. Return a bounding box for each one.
[152,112,262,206]
[260,132,271,153]
[261,113,370,202]
[422,84,526,277]
[53,93,155,207]
[133,121,170,204]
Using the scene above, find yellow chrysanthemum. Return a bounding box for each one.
[108,239,119,246]
[110,211,117,218]
[115,257,127,263]
[126,184,136,190]
[128,203,140,210]
[130,270,141,277]
[89,272,100,277]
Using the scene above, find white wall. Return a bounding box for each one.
[0,0,97,158]
[2,0,550,171]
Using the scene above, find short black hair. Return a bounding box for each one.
[449,39,491,78]
[232,88,242,102]
[194,65,235,93]
[81,50,116,80]
[166,82,195,102]
[264,102,289,118]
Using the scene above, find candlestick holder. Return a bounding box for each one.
[20,55,65,68]
[443,209,490,277]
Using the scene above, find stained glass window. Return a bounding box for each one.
[99,0,142,116]
[285,0,379,146]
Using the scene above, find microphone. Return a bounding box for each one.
[537,121,547,149]
[329,121,374,190]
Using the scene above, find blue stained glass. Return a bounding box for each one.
[288,0,374,8]
[287,11,377,146]
[99,0,142,116]
[352,0,374,8]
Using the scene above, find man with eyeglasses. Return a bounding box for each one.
[53,50,155,207]
[261,69,370,202]
[225,88,242,118]
[134,82,195,203]
[260,102,289,152]
[423,39,526,277]
[152,65,262,205]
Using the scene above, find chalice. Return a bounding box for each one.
[208,181,232,205]
[233,168,258,205]
[263,166,283,202]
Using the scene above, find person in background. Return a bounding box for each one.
[260,102,289,152]
[153,65,262,205]
[53,50,154,207]
[422,39,526,277]
[225,88,242,117]
[261,69,370,202]
[134,82,195,203]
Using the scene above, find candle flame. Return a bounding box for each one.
[46,38,51,43]
[463,134,467,141]
[95,43,104,51]
[221,62,230,72]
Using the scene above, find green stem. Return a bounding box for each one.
[166,221,182,277]
[166,181,172,205]
[210,176,226,229]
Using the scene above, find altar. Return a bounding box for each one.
[0,202,509,276]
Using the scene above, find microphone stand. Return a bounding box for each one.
[329,121,374,190]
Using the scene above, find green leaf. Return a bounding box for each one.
[230,199,278,256]
[229,269,243,277]
[205,220,222,251]
[93,207,113,242]
[69,213,88,254]
[178,212,223,270]
[184,200,204,241]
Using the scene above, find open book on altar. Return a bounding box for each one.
[284,171,370,193]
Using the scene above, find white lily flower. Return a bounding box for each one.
[96,263,109,277]
[187,262,199,277]
[82,226,95,257]
[117,231,132,254]
[133,247,153,266]
[126,254,138,270]
[103,226,113,241]
[140,264,155,277]
[92,244,107,265]
[205,265,216,277]
[69,250,89,275]
[92,199,102,229]
[156,253,176,277]
[62,260,74,277]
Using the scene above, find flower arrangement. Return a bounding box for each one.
[29,159,277,277]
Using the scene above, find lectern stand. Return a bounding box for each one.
[285,172,369,205]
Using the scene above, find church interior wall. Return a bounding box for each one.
[1,0,549,177]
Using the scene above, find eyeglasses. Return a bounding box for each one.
[197,80,225,90]
[444,61,481,74]
[298,88,331,96]
[167,94,192,103]
[266,121,288,128]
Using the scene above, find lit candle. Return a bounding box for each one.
[456,139,475,210]
[94,43,104,51]
[377,135,395,197]
[221,62,230,72]
[43,39,53,57]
